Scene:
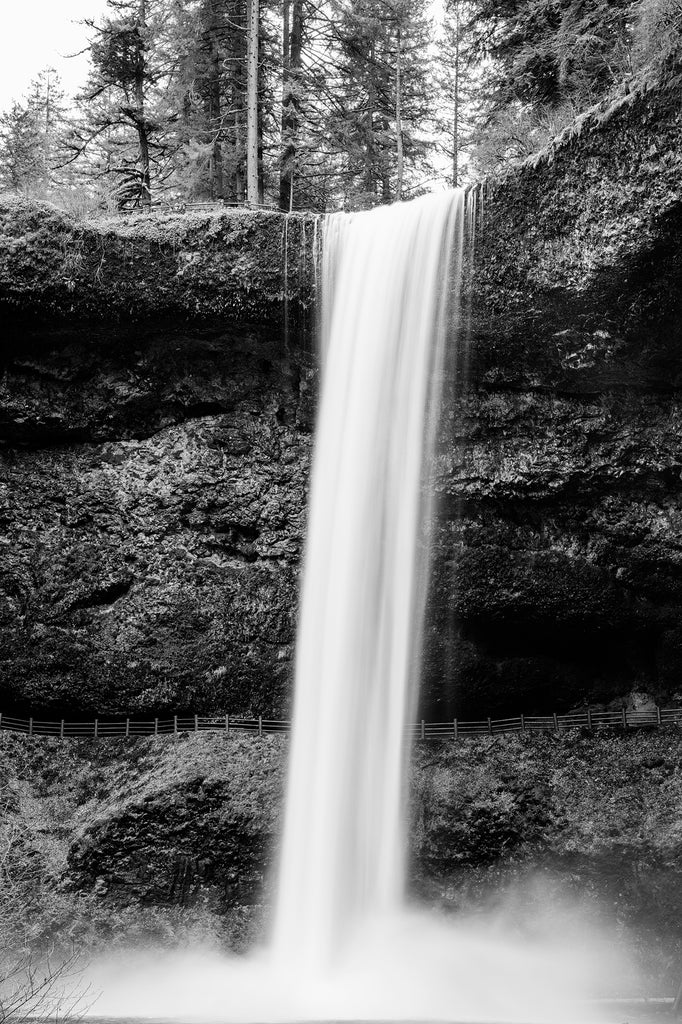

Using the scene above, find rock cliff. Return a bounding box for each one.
[424,79,682,716]
[3,729,681,992]
[1,78,681,718]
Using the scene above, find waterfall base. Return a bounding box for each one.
[85,906,635,1023]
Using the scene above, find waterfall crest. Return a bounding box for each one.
[273,191,466,966]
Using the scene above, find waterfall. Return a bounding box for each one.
[87,190,620,1024]
[273,190,466,967]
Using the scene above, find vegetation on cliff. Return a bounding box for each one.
[0,194,316,324]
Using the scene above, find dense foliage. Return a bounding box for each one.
[461,0,682,173]
[0,0,680,210]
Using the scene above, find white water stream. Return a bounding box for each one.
[272,190,465,967]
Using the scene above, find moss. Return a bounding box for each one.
[0,194,318,329]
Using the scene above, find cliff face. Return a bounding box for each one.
[423,81,682,716]
[0,322,314,716]
[1,79,682,717]
[0,198,316,326]
[0,200,319,716]
[4,729,681,991]
[3,85,682,989]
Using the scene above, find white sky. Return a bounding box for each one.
[0,0,109,110]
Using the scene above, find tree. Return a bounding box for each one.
[246,0,260,204]
[326,0,432,206]
[459,0,641,176]
[435,1,472,187]
[279,0,303,209]
[464,0,634,111]
[71,0,183,208]
[171,0,251,203]
[0,70,70,195]
[0,948,87,1024]
[633,0,682,77]
[0,767,89,1024]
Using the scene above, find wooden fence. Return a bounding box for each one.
[145,199,311,215]
[0,706,679,740]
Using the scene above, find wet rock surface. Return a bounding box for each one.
[420,82,682,716]
[0,324,313,715]
[3,729,680,988]
[0,197,317,328]
[1,81,681,717]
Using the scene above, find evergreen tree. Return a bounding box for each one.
[0,70,70,195]
[171,0,249,203]
[465,0,633,112]
[309,0,433,207]
[459,0,643,175]
[71,0,182,208]
[434,1,479,187]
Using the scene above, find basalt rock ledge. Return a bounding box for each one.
[1,76,682,717]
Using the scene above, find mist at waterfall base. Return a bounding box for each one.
[85,192,637,1023]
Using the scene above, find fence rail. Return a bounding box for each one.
[144,199,314,215]
[0,707,679,740]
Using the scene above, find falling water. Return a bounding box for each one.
[273,190,466,966]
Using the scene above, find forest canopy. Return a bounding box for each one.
[0,0,680,213]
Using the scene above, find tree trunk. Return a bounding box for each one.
[134,0,151,208]
[246,0,259,206]
[364,40,376,198]
[228,0,247,203]
[395,28,403,201]
[453,6,459,189]
[279,0,303,211]
[207,5,224,200]
[44,70,51,180]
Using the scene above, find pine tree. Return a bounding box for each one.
[434,1,479,187]
[171,0,248,203]
[71,0,183,208]
[279,0,303,210]
[461,0,640,175]
[0,70,70,195]
[325,0,432,206]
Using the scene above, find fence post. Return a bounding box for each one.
[125,718,130,738]
[226,714,230,734]
[553,712,558,732]
[174,715,178,735]
[0,713,3,730]
[421,720,425,740]
[258,716,263,737]
[195,714,199,733]
[622,706,627,728]
[453,718,458,740]
[587,707,593,730]
[520,714,525,733]
[657,706,662,726]
[29,717,33,737]
[60,720,64,739]
[487,717,492,735]
[94,718,98,739]
[154,718,158,737]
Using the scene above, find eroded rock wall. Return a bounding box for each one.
[0,324,314,715]
[422,81,682,716]
[1,80,682,717]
